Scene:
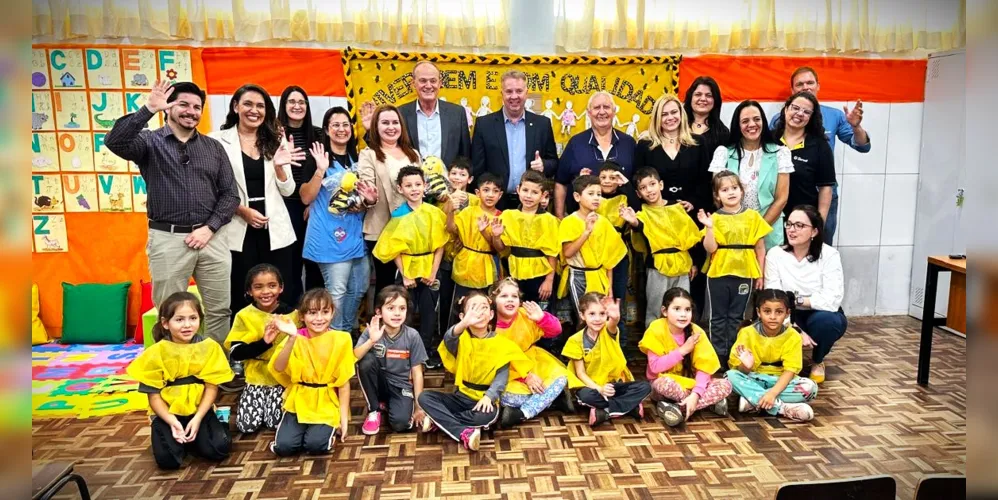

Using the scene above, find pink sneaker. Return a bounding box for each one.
[459,427,481,451]
[362,411,381,435]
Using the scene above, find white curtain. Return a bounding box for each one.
[32,0,510,48]
[554,0,965,53]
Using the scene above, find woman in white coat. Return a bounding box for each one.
[212,83,305,320]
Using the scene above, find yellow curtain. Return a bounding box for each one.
[554,0,965,53]
[32,0,509,48]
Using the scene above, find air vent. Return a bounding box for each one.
[912,285,924,308]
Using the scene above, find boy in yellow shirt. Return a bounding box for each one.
[373,165,449,369]
[437,157,479,356]
[493,170,560,308]
[559,175,627,326]
[619,168,701,328]
[446,171,504,326]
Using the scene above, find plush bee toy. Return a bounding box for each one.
[421,155,451,204]
[324,170,364,215]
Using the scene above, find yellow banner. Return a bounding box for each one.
[343,50,681,153]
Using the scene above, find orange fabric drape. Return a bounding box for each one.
[680,55,927,103]
[200,48,344,98]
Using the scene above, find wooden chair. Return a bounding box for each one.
[774,474,895,500]
[914,474,965,500]
[32,462,91,500]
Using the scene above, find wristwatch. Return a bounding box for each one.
[796,295,805,306]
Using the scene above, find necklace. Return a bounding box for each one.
[665,135,678,144]
[694,122,705,130]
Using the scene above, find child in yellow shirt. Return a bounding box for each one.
[562,292,651,427]
[697,170,772,362]
[447,171,504,325]
[493,170,560,308]
[437,157,479,349]
[559,175,627,325]
[620,168,702,329]
[726,289,818,422]
[374,165,449,368]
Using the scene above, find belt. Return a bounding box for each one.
[165,375,203,387]
[760,360,784,368]
[509,247,545,258]
[569,265,602,272]
[462,247,495,255]
[149,221,205,234]
[462,381,491,391]
[717,244,755,250]
[247,196,266,202]
[300,382,327,388]
[653,248,681,255]
[403,251,432,257]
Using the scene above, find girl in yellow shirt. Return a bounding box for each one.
[269,288,356,456]
[640,288,732,427]
[562,292,651,427]
[698,170,772,364]
[126,292,234,470]
[726,289,818,422]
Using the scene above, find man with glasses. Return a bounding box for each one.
[106,80,239,344]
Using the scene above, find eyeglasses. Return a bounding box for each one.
[784,221,812,231]
[789,103,813,117]
[179,141,190,166]
[287,99,307,107]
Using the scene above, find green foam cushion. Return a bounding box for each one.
[61,281,131,344]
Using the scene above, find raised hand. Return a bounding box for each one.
[274,135,306,168]
[476,214,490,232]
[310,141,330,173]
[584,212,599,233]
[461,301,491,329]
[263,319,281,344]
[678,199,694,212]
[145,80,177,113]
[844,99,864,128]
[368,314,384,343]
[697,209,713,228]
[619,206,638,225]
[604,297,621,323]
[529,151,544,172]
[680,330,700,355]
[360,101,377,130]
[490,218,504,237]
[579,168,592,176]
[356,180,378,205]
[522,301,545,323]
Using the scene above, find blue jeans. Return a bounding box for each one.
[794,308,848,363]
[319,255,370,332]
[824,184,839,244]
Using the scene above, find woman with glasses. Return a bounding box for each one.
[765,205,847,384]
[770,91,836,225]
[212,84,305,324]
[708,100,794,250]
[277,86,324,303]
[554,92,636,218]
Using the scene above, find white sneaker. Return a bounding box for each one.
[712,397,729,417]
[738,396,757,413]
[779,402,814,422]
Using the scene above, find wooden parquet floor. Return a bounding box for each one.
[32,316,966,500]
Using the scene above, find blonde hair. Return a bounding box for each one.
[643,94,697,150]
[586,91,615,110]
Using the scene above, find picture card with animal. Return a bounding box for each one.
[125,92,160,129]
[90,92,123,131]
[122,49,156,89]
[32,174,64,213]
[93,133,128,172]
[33,214,69,253]
[53,91,90,131]
[84,49,122,89]
[31,133,60,172]
[57,132,94,172]
[49,48,85,89]
[157,50,192,84]
[32,49,51,89]
[32,91,55,132]
[62,174,98,213]
[131,174,147,213]
[96,174,132,212]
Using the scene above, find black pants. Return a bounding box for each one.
[357,352,415,432]
[575,381,651,416]
[406,280,440,362]
[689,243,708,323]
[367,240,397,297]
[705,276,754,363]
[151,412,230,470]
[417,390,499,442]
[230,225,294,323]
[438,260,456,336]
[272,411,335,456]
[284,198,323,304]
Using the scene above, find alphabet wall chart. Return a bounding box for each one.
[31,47,192,252]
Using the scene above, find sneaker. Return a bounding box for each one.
[460,427,481,451]
[655,401,684,427]
[424,357,443,370]
[362,411,381,435]
[712,397,729,417]
[420,415,436,433]
[809,362,826,384]
[779,402,814,422]
[550,390,576,414]
[498,406,525,429]
[738,396,758,413]
[588,407,610,427]
[627,403,645,421]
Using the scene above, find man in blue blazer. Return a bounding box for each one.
[471,70,558,210]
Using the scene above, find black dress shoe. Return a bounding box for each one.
[498,406,525,429]
[550,389,576,414]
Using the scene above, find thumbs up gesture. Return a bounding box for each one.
[529,150,544,172]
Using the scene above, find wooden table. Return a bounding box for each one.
[917,255,967,386]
